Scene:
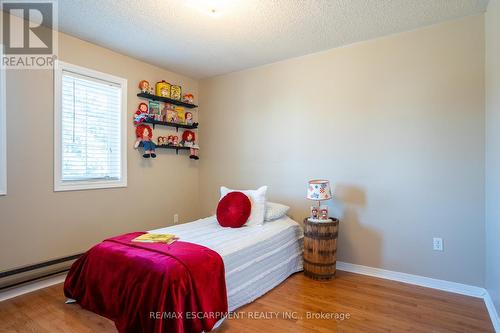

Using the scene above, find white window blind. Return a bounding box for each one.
[55,61,127,191]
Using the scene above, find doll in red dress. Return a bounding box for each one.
[133,102,149,125]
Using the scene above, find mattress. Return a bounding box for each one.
[149,215,304,311]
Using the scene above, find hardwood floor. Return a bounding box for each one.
[0,271,494,332]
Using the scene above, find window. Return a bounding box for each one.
[54,61,127,191]
[0,44,6,195]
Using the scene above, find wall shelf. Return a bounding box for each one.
[157,145,191,155]
[138,142,194,156]
[136,89,199,160]
[137,92,198,109]
[143,119,198,131]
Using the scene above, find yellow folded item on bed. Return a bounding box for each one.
[132,233,177,244]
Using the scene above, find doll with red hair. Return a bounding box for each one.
[180,130,199,160]
[134,102,149,125]
[134,124,156,158]
[138,80,149,93]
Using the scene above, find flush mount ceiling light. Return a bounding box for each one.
[185,0,230,16]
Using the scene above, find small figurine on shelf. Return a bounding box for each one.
[185,111,194,125]
[157,136,166,146]
[134,124,156,158]
[172,136,179,146]
[133,102,149,125]
[181,130,199,160]
[182,93,194,104]
[138,80,150,93]
[167,135,174,146]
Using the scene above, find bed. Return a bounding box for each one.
[149,214,304,311]
[65,214,303,332]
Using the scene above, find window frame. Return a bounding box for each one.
[54,60,128,192]
[0,44,6,196]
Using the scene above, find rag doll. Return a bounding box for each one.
[134,124,156,158]
[133,102,149,125]
[138,80,150,93]
[180,130,199,160]
[182,93,194,104]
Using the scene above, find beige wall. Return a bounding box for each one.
[486,0,500,312]
[199,16,485,286]
[0,13,488,289]
[0,24,201,271]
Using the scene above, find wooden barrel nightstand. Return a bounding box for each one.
[303,218,339,280]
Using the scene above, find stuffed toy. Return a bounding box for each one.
[182,93,194,104]
[180,130,199,160]
[134,124,156,158]
[185,111,194,125]
[134,102,149,125]
[138,80,150,93]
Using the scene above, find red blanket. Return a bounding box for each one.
[64,232,228,333]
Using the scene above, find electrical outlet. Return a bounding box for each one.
[433,237,443,251]
[173,214,179,224]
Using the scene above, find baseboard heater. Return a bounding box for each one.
[0,253,83,291]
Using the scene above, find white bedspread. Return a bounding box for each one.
[150,215,304,311]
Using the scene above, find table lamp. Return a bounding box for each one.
[307,179,332,221]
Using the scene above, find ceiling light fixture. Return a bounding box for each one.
[186,0,228,17]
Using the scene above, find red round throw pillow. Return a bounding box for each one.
[216,192,251,228]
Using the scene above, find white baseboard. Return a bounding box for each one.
[0,273,67,302]
[337,261,499,332]
[484,291,500,332]
[337,261,486,297]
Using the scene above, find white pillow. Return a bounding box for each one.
[220,186,267,226]
[264,202,290,221]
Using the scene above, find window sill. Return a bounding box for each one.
[54,180,127,192]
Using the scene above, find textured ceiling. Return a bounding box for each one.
[55,0,489,79]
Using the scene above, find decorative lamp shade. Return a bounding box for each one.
[307,180,332,201]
